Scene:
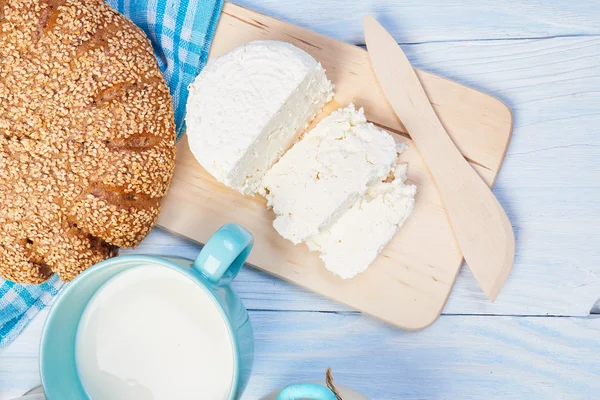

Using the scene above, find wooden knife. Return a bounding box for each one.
[363,15,515,301]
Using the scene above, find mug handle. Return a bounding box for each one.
[193,223,254,285]
[276,383,338,400]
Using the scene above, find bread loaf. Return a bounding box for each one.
[0,0,176,283]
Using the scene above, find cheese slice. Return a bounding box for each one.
[262,105,398,244]
[307,163,416,279]
[186,40,334,194]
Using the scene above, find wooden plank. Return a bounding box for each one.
[246,314,600,400]
[155,34,600,317]
[2,309,599,399]
[233,0,600,44]
[130,223,600,317]
[158,2,513,331]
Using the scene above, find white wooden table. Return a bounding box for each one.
[1,1,599,398]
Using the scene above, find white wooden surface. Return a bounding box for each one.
[235,0,600,44]
[1,1,599,398]
[2,307,599,400]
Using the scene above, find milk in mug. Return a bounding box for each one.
[75,265,235,400]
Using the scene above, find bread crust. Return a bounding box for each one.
[0,0,176,283]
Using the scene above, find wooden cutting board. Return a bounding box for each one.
[157,2,513,330]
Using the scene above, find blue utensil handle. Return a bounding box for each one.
[193,223,254,285]
[276,383,338,400]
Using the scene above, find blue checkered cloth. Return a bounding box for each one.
[0,0,223,348]
[112,0,224,139]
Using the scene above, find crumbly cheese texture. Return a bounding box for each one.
[186,40,334,194]
[262,105,398,244]
[307,163,416,279]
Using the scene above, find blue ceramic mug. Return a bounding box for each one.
[39,223,255,399]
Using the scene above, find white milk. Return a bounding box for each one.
[75,265,235,400]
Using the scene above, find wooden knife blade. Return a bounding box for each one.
[363,15,515,301]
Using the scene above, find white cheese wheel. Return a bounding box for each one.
[186,40,334,194]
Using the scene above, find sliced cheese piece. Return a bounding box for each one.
[307,163,416,279]
[262,104,397,244]
[186,40,334,194]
